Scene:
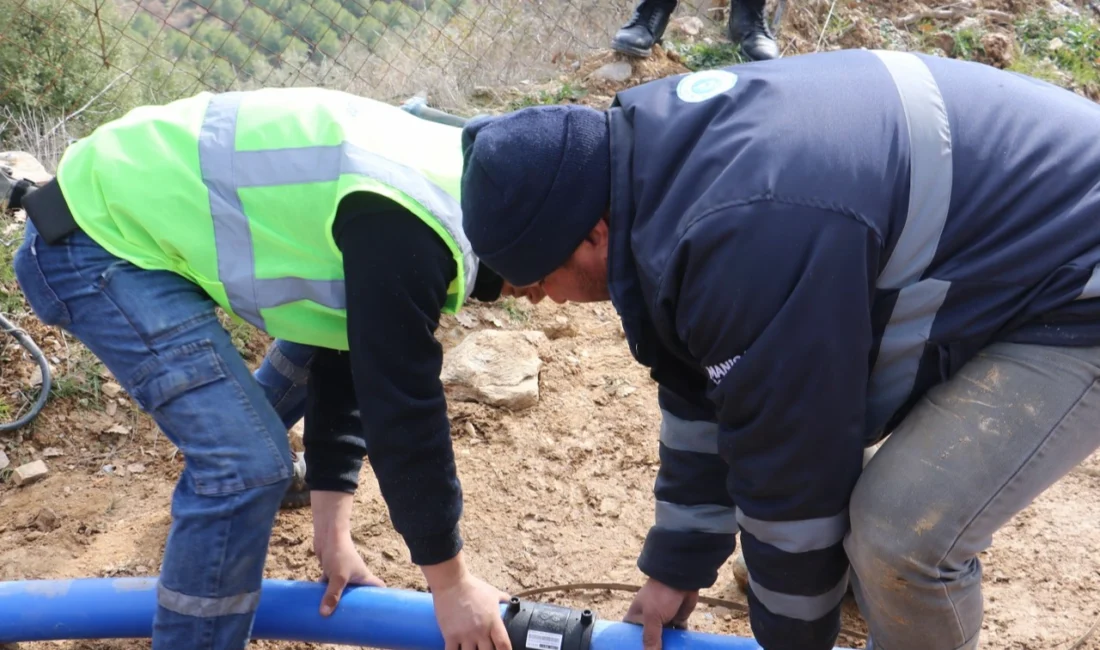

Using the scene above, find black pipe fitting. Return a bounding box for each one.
[502,599,596,650]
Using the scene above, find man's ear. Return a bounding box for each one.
[585,218,609,247]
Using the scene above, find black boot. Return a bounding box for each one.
[611,0,676,58]
[729,0,779,61]
[280,451,311,509]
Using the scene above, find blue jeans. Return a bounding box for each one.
[13,219,309,650]
[254,339,316,431]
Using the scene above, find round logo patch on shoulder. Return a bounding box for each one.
[675,69,738,103]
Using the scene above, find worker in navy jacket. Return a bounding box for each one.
[456,49,1100,650]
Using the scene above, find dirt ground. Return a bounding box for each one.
[3,0,1100,648]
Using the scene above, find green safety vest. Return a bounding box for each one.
[54,87,478,351]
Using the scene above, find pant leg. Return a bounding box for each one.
[844,341,1100,650]
[254,339,317,508]
[13,220,293,650]
[253,339,316,430]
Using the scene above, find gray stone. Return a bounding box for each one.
[592,61,633,83]
[441,330,543,411]
[0,151,52,184]
[543,315,577,340]
[13,460,48,486]
[670,16,704,36]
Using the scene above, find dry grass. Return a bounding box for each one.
[0,107,74,173]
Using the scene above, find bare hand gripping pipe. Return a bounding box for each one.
[0,577,855,650]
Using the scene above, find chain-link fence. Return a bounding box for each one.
[0,0,730,151]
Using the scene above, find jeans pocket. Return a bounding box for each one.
[129,339,292,496]
[12,231,72,327]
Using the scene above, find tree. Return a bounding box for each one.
[298,11,331,43]
[128,11,159,42]
[210,0,246,24]
[317,30,343,58]
[0,0,126,115]
[353,16,384,47]
[239,6,275,45]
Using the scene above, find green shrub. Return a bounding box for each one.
[0,0,125,116]
[1016,9,1100,89]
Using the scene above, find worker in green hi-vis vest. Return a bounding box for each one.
[7,87,540,650]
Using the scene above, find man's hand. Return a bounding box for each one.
[623,578,700,650]
[422,553,513,650]
[311,491,385,616]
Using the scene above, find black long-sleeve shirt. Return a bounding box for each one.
[303,191,501,566]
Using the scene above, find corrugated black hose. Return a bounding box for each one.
[0,311,50,432]
[1,173,50,432]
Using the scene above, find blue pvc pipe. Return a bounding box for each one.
[0,577,854,649]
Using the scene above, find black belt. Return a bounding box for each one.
[22,178,80,245]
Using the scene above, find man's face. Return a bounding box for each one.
[502,218,611,305]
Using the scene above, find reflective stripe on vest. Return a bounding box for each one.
[198,92,475,330]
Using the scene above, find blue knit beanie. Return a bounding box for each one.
[460,104,611,287]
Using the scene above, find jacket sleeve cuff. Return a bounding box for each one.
[304,449,363,494]
[405,525,464,567]
[637,526,736,591]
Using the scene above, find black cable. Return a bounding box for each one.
[0,312,51,432]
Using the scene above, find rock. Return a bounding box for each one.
[42,447,64,458]
[0,450,8,471]
[13,460,48,486]
[732,552,750,594]
[543,315,577,340]
[28,366,43,386]
[591,61,633,83]
[101,382,123,398]
[440,330,543,411]
[0,151,52,184]
[1048,37,1064,51]
[454,310,479,329]
[598,497,621,518]
[613,384,637,398]
[981,32,1014,67]
[669,16,704,36]
[955,16,981,33]
[32,507,60,532]
[126,463,146,474]
[1048,0,1078,18]
[931,32,955,56]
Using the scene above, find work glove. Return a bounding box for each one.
[0,165,34,214]
[0,166,15,213]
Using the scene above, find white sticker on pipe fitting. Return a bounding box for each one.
[526,629,564,650]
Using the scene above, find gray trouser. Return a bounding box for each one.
[844,342,1100,650]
